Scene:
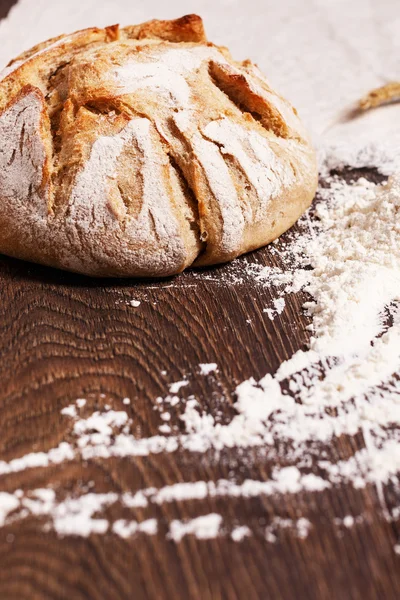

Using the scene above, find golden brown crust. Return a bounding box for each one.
[359,82,400,111]
[209,61,291,139]
[122,14,207,43]
[0,15,317,278]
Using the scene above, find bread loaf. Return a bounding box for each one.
[0,14,317,277]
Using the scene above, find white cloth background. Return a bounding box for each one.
[0,0,399,168]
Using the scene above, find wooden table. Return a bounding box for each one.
[0,2,399,598]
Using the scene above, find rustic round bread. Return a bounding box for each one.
[0,14,317,278]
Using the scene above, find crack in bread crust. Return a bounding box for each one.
[209,61,291,139]
[0,15,317,278]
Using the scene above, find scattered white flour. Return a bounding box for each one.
[199,363,218,375]
[159,424,171,434]
[265,517,312,543]
[1,489,114,537]
[117,471,329,508]
[342,516,355,528]
[168,380,188,394]
[231,525,252,542]
[0,442,75,476]
[129,299,141,308]
[61,405,78,418]
[112,519,158,539]
[0,485,313,541]
[0,493,19,526]
[333,515,364,529]
[263,297,285,320]
[296,518,312,539]
[168,514,222,542]
[73,410,131,452]
[0,489,160,538]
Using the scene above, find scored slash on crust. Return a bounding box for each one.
[0,15,317,277]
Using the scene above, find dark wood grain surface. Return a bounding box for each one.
[0,2,399,598]
[0,0,14,19]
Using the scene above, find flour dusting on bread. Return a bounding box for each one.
[112,46,221,106]
[203,119,294,216]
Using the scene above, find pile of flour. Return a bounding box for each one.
[180,175,400,489]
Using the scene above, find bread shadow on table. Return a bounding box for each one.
[0,251,265,290]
